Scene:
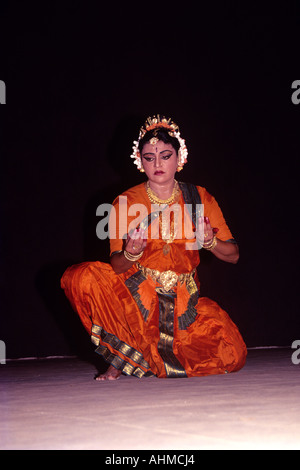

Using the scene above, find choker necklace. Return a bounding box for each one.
[146,180,180,206]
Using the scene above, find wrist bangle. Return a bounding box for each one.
[203,235,217,251]
[123,249,144,262]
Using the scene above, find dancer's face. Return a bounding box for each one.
[141,140,178,185]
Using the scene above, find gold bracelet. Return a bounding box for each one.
[123,249,144,262]
[203,235,217,251]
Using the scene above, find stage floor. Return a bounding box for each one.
[1,348,299,450]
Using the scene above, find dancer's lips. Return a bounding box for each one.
[154,171,165,175]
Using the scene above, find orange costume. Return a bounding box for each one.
[61,182,247,378]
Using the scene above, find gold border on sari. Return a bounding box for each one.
[156,287,187,378]
[125,270,150,321]
[91,324,151,376]
[177,274,200,330]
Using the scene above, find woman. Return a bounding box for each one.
[61,115,247,380]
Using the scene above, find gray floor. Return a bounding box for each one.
[1,348,299,450]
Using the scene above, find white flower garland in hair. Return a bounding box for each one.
[130,115,188,172]
[130,137,143,171]
[173,130,188,171]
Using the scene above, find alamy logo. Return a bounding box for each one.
[0,340,6,364]
[96,200,205,250]
[291,80,300,105]
[0,80,6,104]
[291,340,300,365]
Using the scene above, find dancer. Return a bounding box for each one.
[61,115,247,380]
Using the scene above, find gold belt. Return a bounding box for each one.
[136,262,196,292]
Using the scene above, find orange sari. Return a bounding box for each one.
[61,183,247,378]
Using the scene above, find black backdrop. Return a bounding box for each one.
[1,3,299,359]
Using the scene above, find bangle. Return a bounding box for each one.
[123,249,144,262]
[203,235,217,251]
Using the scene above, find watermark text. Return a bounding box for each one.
[291,340,300,365]
[0,340,6,364]
[0,80,6,104]
[291,80,300,105]
[96,200,205,250]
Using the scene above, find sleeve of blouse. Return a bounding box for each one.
[201,187,236,242]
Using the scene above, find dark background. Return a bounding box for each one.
[0,3,299,359]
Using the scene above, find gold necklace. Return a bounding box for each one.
[146,180,180,206]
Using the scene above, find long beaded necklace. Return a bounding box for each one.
[146,180,181,255]
[159,211,177,255]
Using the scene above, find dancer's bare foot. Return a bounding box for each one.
[96,365,122,381]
